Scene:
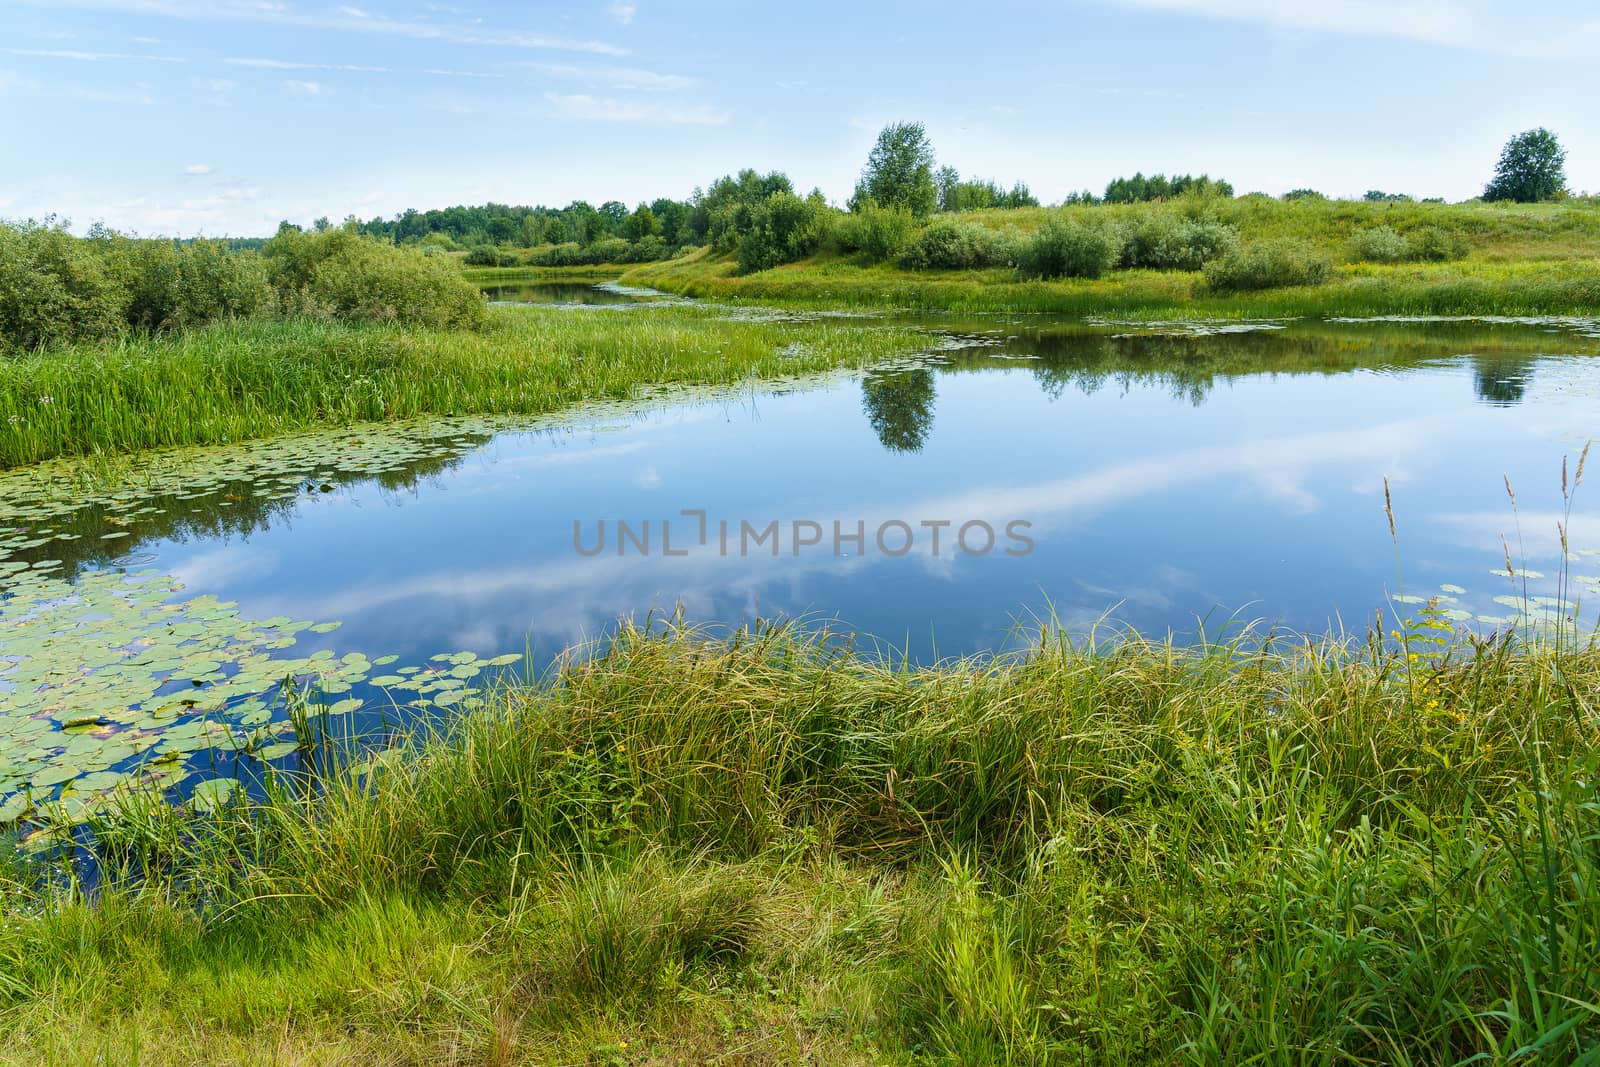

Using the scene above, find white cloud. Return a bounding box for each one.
[227,56,390,72]
[24,0,628,56]
[183,162,211,174]
[608,1,637,25]
[421,68,504,79]
[1106,0,1591,57]
[283,79,328,96]
[7,47,186,62]
[545,91,728,125]
[528,61,694,91]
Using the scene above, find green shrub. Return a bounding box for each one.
[525,241,591,267]
[834,201,916,261]
[463,245,518,267]
[1411,225,1469,262]
[896,219,1017,271]
[264,227,486,329]
[0,220,127,349]
[1204,239,1333,291]
[735,191,834,274]
[1017,216,1122,279]
[1348,225,1413,263]
[1119,215,1239,270]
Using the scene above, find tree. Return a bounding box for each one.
[935,166,961,212]
[856,122,938,217]
[1484,128,1566,203]
[623,203,661,241]
[597,200,629,235]
[541,217,568,245]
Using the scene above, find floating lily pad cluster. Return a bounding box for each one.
[1390,553,1600,632]
[0,416,560,833]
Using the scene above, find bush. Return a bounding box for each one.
[525,241,591,267]
[1204,239,1333,291]
[834,201,917,261]
[1411,226,1468,262]
[1348,226,1413,263]
[1017,216,1123,279]
[896,219,1017,271]
[263,227,486,329]
[463,245,518,267]
[0,221,128,349]
[735,192,834,274]
[1348,225,1468,265]
[0,222,274,349]
[1119,215,1239,271]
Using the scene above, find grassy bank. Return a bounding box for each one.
[0,305,926,467]
[3,620,1597,1064]
[618,198,1600,316]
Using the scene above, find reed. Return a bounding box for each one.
[0,305,929,467]
[3,613,1597,1064]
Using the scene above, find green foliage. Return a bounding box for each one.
[855,121,938,217]
[1017,216,1122,279]
[689,169,795,251]
[1119,214,1239,270]
[622,204,661,242]
[0,222,127,349]
[896,219,1017,271]
[1347,225,1468,265]
[734,191,834,274]
[0,220,275,350]
[935,168,1039,213]
[1363,190,1414,202]
[1410,225,1468,262]
[1282,188,1327,201]
[463,245,519,267]
[262,226,486,329]
[1348,225,1413,263]
[1204,238,1333,291]
[1486,127,1567,203]
[833,200,917,261]
[1103,172,1232,203]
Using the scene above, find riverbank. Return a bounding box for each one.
[2,620,1596,1064]
[621,247,1600,317]
[608,197,1600,316]
[0,305,927,467]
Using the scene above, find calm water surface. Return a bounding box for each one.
[96,304,1600,656]
[4,284,1599,814]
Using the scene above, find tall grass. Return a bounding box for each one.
[3,615,1597,1063]
[625,249,1600,317]
[0,306,929,466]
[623,196,1600,315]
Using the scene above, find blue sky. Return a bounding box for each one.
[2,0,1597,236]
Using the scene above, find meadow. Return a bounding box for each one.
[3,615,1598,1065]
[619,197,1600,316]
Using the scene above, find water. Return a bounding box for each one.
[4,285,1599,819]
[481,281,646,306]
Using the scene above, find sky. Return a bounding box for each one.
[2,0,1598,236]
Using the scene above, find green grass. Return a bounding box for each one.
[0,304,928,467]
[618,198,1600,316]
[4,617,1598,1064]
